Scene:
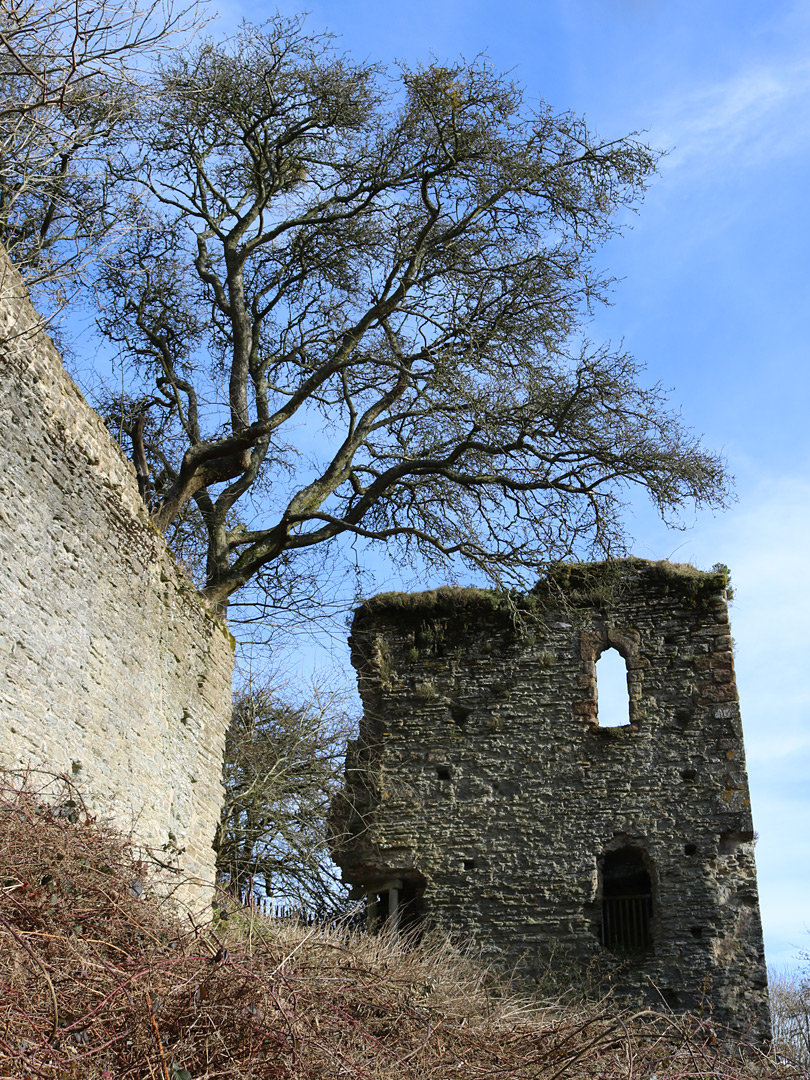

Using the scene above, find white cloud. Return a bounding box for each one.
[649,57,810,179]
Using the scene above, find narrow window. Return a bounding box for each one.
[596,648,630,727]
[601,847,653,954]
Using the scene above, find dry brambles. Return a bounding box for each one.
[0,774,799,1078]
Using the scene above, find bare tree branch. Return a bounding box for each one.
[0,0,207,299]
[87,15,730,613]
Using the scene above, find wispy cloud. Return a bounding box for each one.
[650,57,810,177]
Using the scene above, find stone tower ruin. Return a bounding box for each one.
[332,559,770,1044]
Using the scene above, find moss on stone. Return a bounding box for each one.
[357,585,507,620]
[533,558,729,611]
[353,559,731,634]
[352,587,546,648]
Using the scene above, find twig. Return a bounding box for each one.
[145,989,170,1080]
[0,911,60,1040]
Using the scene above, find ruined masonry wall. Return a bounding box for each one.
[336,561,770,1044]
[0,251,234,900]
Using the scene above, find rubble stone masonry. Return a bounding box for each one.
[0,250,234,902]
[333,560,771,1044]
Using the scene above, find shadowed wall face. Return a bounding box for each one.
[333,561,770,1045]
[0,251,234,902]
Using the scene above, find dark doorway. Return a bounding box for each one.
[398,878,426,937]
[367,876,425,937]
[601,847,653,954]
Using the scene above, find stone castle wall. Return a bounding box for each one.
[0,251,234,900]
[334,560,770,1044]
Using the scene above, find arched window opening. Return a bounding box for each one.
[601,847,653,954]
[596,647,630,727]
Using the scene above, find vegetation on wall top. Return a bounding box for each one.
[354,558,731,634]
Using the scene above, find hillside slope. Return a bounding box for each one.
[0,774,796,1078]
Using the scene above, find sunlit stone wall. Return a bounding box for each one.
[0,249,234,902]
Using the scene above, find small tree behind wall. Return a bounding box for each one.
[769,967,810,1068]
[214,683,352,915]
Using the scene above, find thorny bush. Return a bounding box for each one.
[0,773,798,1078]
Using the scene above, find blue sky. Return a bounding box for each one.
[85,0,810,968]
[214,0,809,970]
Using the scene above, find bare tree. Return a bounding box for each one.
[0,0,203,293]
[95,15,730,613]
[769,967,810,1067]
[214,682,352,913]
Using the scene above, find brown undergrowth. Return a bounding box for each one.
[0,774,798,1078]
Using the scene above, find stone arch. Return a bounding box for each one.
[577,626,642,727]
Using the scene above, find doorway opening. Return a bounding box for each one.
[600,846,653,954]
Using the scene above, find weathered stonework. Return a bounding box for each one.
[333,560,770,1044]
[0,250,234,904]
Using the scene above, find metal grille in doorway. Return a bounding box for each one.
[601,893,652,953]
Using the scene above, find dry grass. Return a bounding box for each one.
[0,773,798,1078]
